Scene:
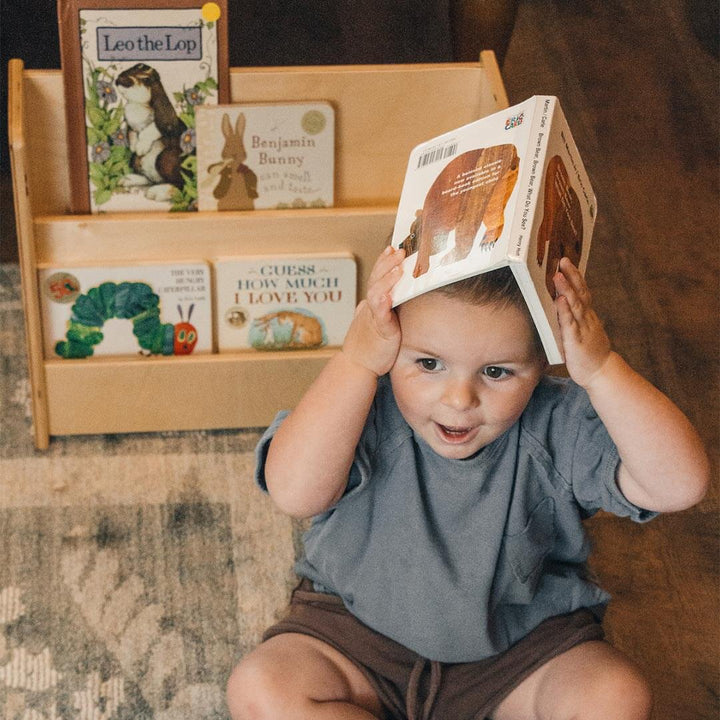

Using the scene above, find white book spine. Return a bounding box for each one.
[507,96,555,265]
[508,97,566,366]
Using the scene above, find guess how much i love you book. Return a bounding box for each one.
[390,96,597,366]
[214,254,356,352]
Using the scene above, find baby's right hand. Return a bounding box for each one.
[342,246,405,377]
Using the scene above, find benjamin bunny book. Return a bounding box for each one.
[390,96,597,366]
[39,262,213,358]
[195,102,335,211]
[57,0,229,213]
[214,254,356,351]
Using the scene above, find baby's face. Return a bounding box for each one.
[389,291,546,460]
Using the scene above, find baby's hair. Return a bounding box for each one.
[435,268,546,360]
[435,266,521,308]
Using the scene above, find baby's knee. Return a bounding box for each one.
[226,653,282,720]
[577,659,653,720]
[596,663,653,718]
[535,642,653,720]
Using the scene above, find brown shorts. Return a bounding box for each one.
[263,579,605,720]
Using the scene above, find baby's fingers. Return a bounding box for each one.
[554,292,578,334]
[368,245,405,287]
[366,247,405,308]
[557,258,591,299]
[553,258,612,386]
[554,258,591,322]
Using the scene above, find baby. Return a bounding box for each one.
[227,247,709,720]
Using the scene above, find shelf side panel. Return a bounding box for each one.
[8,60,51,449]
[19,70,71,216]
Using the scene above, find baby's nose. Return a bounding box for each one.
[441,378,479,410]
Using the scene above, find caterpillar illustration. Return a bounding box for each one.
[54,281,197,358]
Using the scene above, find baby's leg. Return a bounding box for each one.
[490,640,652,720]
[226,632,384,720]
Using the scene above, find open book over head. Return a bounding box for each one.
[390,96,596,366]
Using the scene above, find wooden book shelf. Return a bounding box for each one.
[8,55,508,449]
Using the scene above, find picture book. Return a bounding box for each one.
[196,102,335,211]
[213,254,356,351]
[390,95,597,366]
[57,0,229,213]
[39,262,213,358]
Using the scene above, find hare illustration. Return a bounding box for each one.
[253,311,325,349]
[208,113,258,210]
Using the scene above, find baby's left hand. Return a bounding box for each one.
[554,257,612,388]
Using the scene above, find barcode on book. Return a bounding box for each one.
[416,142,458,168]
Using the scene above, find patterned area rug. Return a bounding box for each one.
[0,263,297,720]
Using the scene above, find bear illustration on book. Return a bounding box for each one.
[400,144,520,278]
[536,155,584,297]
[54,282,198,358]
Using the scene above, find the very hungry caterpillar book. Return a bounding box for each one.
[39,262,212,358]
[57,0,229,213]
[390,96,596,366]
[214,254,356,351]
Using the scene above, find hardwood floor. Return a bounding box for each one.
[500,2,718,718]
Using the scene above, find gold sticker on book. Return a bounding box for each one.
[44,272,81,304]
[302,110,327,135]
[202,3,222,22]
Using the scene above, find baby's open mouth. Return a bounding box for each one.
[436,424,477,443]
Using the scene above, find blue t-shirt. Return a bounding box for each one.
[255,375,656,663]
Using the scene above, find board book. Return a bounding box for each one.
[196,102,335,211]
[57,0,229,213]
[390,95,596,365]
[214,254,356,351]
[39,262,213,358]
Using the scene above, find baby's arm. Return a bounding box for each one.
[264,247,405,518]
[554,257,710,512]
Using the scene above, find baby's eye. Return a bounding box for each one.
[417,358,442,372]
[483,366,512,380]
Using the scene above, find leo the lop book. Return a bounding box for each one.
[390,96,596,366]
[214,254,356,352]
[57,0,229,213]
[39,262,213,358]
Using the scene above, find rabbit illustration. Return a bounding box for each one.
[253,311,324,349]
[115,63,186,202]
[208,113,258,210]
